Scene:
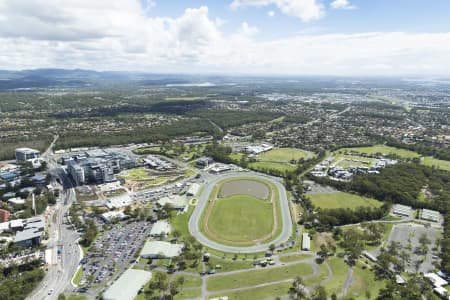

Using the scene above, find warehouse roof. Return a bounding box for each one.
[140,241,184,258]
[150,220,171,236]
[157,195,187,209]
[103,268,152,300]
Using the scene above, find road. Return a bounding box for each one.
[27,168,81,300]
[42,135,59,159]
[188,171,293,253]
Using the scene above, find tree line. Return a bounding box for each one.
[0,259,45,300]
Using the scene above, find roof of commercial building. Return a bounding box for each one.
[187,183,200,196]
[26,217,45,229]
[15,148,40,154]
[8,197,26,205]
[140,241,184,258]
[10,219,24,228]
[101,211,127,222]
[302,233,310,249]
[105,194,133,209]
[150,220,171,236]
[103,268,152,300]
[420,209,440,221]
[14,228,42,243]
[392,204,413,215]
[425,273,448,287]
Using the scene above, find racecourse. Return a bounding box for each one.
[188,171,293,253]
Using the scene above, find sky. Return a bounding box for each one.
[0,0,450,76]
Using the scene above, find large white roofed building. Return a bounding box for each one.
[140,241,184,259]
[150,220,171,237]
[103,268,152,300]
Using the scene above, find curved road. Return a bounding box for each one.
[188,171,293,253]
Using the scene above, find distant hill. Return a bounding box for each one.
[0,69,207,90]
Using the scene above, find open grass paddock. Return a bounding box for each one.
[207,262,313,292]
[337,145,420,158]
[259,148,308,162]
[308,192,383,210]
[422,156,450,171]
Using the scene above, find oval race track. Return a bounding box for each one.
[188,171,293,253]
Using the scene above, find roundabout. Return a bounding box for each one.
[188,171,293,253]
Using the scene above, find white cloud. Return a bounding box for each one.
[331,0,356,10]
[0,1,449,76]
[239,22,259,36]
[268,10,276,17]
[230,0,325,22]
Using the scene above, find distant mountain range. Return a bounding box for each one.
[0,68,449,91]
[0,69,217,90]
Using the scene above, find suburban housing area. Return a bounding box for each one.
[1,75,450,300]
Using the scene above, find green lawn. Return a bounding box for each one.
[322,257,349,295]
[230,153,244,162]
[174,275,202,288]
[171,206,194,238]
[337,145,420,158]
[121,167,151,180]
[308,192,383,210]
[258,148,308,162]
[249,161,297,173]
[174,288,202,300]
[303,262,329,286]
[67,296,88,300]
[422,156,450,171]
[345,262,386,299]
[206,194,274,244]
[209,282,292,300]
[206,257,254,273]
[206,263,313,292]
[279,254,313,263]
[72,267,83,286]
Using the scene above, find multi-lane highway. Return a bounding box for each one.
[188,171,293,253]
[28,169,81,300]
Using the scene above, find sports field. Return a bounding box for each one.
[259,148,308,162]
[308,192,383,210]
[337,145,420,158]
[422,156,450,171]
